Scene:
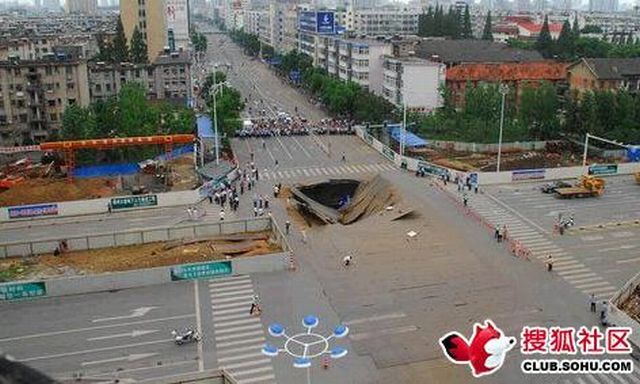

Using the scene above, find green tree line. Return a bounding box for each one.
[418,4,473,39]
[95,16,148,64]
[60,83,195,163]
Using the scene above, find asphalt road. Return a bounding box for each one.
[0,282,202,383]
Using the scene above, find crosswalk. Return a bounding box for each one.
[208,275,276,384]
[464,190,619,301]
[261,162,395,181]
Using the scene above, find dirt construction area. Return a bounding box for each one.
[0,232,281,282]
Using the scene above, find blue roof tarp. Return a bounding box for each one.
[389,126,428,148]
[197,115,216,139]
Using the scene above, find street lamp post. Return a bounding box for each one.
[400,103,407,157]
[212,68,219,165]
[496,84,509,173]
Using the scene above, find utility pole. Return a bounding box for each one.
[401,104,407,157]
[497,84,508,173]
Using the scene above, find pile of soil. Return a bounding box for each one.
[0,178,116,207]
[169,156,198,191]
[0,232,281,280]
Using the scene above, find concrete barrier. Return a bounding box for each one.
[0,190,201,223]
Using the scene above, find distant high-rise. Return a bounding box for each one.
[66,0,98,14]
[589,0,618,12]
[43,0,60,9]
[121,0,167,61]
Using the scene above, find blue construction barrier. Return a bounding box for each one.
[73,145,194,178]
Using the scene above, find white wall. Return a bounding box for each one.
[367,44,391,95]
[403,62,445,113]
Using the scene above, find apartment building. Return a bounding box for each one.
[382,56,445,113]
[0,56,89,145]
[343,6,420,36]
[316,36,391,94]
[65,0,98,14]
[568,58,640,95]
[89,50,191,104]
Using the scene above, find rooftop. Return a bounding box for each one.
[578,58,640,79]
[446,61,569,82]
[415,39,543,64]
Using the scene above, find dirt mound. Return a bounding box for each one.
[0,178,117,207]
[340,175,397,224]
[619,285,640,322]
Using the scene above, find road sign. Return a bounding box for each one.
[8,203,58,219]
[0,281,46,300]
[170,261,232,281]
[588,164,618,176]
[110,195,158,210]
[317,11,335,34]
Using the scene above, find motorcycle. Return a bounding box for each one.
[171,329,202,345]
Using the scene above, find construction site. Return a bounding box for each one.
[0,135,199,207]
[0,231,281,282]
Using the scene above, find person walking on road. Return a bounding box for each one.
[589,293,597,313]
[249,295,261,316]
[462,193,468,207]
[546,255,554,272]
[341,152,346,162]
[342,254,353,267]
[285,220,291,235]
[219,209,225,221]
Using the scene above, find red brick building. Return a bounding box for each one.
[445,61,569,107]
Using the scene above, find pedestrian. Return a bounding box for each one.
[264,198,269,209]
[208,194,213,204]
[600,301,609,326]
[546,255,554,272]
[275,159,279,166]
[341,152,346,162]
[254,207,258,217]
[589,293,597,313]
[342,254,353,267]
[256,168,260,181]
[262,140,266,149]
[187,207,193,220]
[219,209,225,221]
[258,196,263,208]
[285,220,291,235]
[249,295,261,315]
[258,207,264,216]
[462,193,468,207]
[240,183,244,195]
[474,183,478,194]
[250,152,254,161]
[107,202,112,214]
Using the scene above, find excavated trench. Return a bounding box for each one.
[290,175,399,225]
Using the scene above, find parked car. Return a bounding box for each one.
[541,180,572,193]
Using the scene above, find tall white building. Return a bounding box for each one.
[382,56,445,113]
[343,6,420,36]
[65,0,98,14]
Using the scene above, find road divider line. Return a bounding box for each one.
[0,314,195,342]
[195,280,204,372]
[19,339,171,362]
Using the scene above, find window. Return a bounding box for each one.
[68,98,76,105]
[49,113,57,121]
[135,70,140,78]
[95,84,102,92]
[67,82,75,90]
[48,100,56,107]
[65,66,73,75]
[17,100,25,108]
[147,69,154,76]
[19,114,27,123]
[45,67,52,75]
[106,83,111,92]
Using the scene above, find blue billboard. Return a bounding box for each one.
[299,11,335,34]
[317,11,335,34]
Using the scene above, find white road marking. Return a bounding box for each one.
[215,312,253,322]
[562,273,598,281]
[0,314,195,343]
[213,305,251,314]
[209,275,251,285]
[218,352,265,363]
[215,323,263,334]
[220,358,272,370]
[217,344,264,356]
[344,312,407,326]
[232,366,273,377]
[586,286,618,293]
[195,280,204,372]
[570,276,604,284]
[19,339,170,362]
[81,353,158,367]
[212,289,255,298]
[575,281,614,289]
[349,325,418,341]
[211,284,254,293]
[211,301,252,310]
[92,307,157,323]
[215,317,262,328]
[211,295,254,304]
[617,257,640,264]
[215,330,265,341]
[237,374,276,384]
[557,268,592,276]
[87,329,158,341]
[217,336,266,348]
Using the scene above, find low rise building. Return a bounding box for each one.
[343,6,420,37]
[0,56,90,145]
[89,50,191,104]
[445,61,568,107]
[568,58,640,95]
[382,56,446,113]
[415,39,543,67]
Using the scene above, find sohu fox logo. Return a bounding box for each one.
[439,320,516,378]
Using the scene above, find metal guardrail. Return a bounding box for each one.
[0,217,274,259]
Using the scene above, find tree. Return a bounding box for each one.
[462,5,473,39]
[482,12,493,41]
[130,26,148,64]
[556,19,575,59]
[113,16,129,63]
[95,33,113,62]
[118,82,157,137]
[61,104,95,140]
[572,15,580,38]
[535,15,554,58]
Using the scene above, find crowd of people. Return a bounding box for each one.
[236,116,354,138]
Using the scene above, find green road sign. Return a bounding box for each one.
[110,195,158,210]
[0,281,46,300]
[588,164,618,176]
[170,261,232,281]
